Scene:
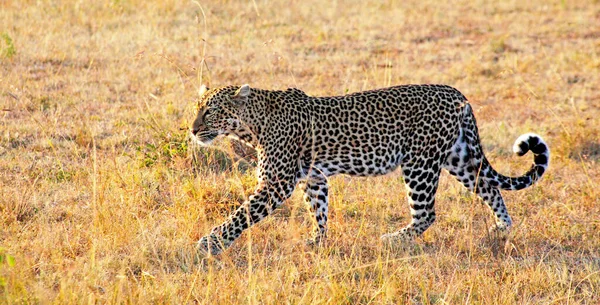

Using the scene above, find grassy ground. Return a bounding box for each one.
[1,0,600,303]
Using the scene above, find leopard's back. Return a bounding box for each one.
[299,85,467,176]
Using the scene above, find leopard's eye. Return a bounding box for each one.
[202,108,211,121]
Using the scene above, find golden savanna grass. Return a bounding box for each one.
[1,0,600,303]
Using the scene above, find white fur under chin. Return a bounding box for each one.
[189,131,213,147]
[197,138,213,147]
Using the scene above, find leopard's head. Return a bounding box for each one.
[191,84,253,146]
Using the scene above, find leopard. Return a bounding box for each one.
[191,84,550,255]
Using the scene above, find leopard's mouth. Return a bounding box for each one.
[192,130,218,146]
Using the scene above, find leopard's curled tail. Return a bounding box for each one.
[462,104,550,190]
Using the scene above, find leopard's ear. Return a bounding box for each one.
[232,84,251,99]
[198,84,209,97]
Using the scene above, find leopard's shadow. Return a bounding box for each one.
[190,138,257,174]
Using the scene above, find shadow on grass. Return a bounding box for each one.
[190,139,257,175]
[570,140,600,161]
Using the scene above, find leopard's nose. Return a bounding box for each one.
[192,127,200,135]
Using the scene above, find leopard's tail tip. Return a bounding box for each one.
[512,133,550,168]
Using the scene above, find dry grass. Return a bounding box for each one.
[1,0,600,303]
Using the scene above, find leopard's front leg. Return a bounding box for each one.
[198,184,294,255]
[198,124,301,255]
[198,146,298,255]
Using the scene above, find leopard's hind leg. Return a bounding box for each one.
[444,128,512,233]
[297,172,329,244]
